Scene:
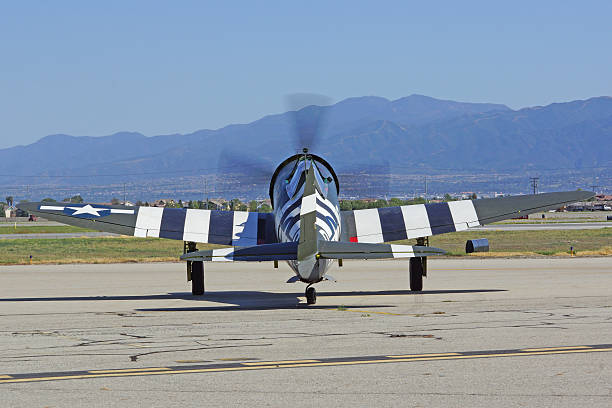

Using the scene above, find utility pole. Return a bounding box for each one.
[204,177,208,210]
[590,185,599,194]
[424,176,428,204]
[529,177,539,195]
[123,183,127,204]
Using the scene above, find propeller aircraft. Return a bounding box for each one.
[17,99,594,304]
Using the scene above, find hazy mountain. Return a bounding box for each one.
[1,95,610,192]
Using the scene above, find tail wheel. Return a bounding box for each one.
[305,286,317,305]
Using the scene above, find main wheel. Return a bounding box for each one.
[409,257,423,292]
[192,261,205,295]
[305,286,317,305]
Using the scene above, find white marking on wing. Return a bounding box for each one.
[183,209,211,242]
[39,205,65,211]
[110,209,135,214]
[400,204,433,239]
[448,200,480,230]
[134,207,163,238]
[232,211,258,246]
[353,208,383,243]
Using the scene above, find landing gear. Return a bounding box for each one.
[184,241,204,296]
[409,257,425,292]
[305,285,317,305]
[191,261,205,295]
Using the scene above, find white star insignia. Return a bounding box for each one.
[67,204,106,216]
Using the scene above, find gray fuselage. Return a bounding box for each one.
[270,155,341,283]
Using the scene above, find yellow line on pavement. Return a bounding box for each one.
[127,343,151,348]
[89,367,171,374]
[326,308,403,315]
[2,347,611,384]
[522,346,591,352]
[0,375,12,379]
[387,353,460,358]
[242,360,320,366]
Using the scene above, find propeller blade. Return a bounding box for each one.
[285,93,332,153]
[218,149,274,184]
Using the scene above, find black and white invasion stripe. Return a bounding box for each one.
[133,207,276,246]
[345,200,479,243]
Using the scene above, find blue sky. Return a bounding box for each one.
[1,1,611,148]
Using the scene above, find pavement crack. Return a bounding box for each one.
[128,343,273,362]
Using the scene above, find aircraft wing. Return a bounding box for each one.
[340,191,594,243]
[17,202,277,245]
[180,241,445,262]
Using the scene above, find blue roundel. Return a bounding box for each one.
[63,204,112,219]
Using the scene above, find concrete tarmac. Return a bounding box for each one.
[1,258,611,407]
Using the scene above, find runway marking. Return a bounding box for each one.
[176,360,208,363]
[522,346,591,352]
[88,367,171,374]
[387,353,460,358]
[127,343,151,348]
[242,360,320,366]
[327,308,403,315]
[1,344,611,384]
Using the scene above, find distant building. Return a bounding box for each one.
[208,198,228,210]
[152,199,175,207]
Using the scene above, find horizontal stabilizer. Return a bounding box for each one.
[181,242,298,262]
[317,241,445,260]
[180,240,445,262]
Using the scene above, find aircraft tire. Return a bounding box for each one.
[306,286,317,305]
[192,261,205,295]
[409,257,423,291]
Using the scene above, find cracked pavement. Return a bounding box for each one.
[0,258,611,407]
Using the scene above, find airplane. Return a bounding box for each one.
[16,99,594,305]
[18,148,592,305]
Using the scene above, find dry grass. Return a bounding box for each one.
[0,229,609,265]
[0,225,95,234]
[0,237,223,265]
[397,229,611,257]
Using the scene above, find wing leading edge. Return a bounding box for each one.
[341,190,594,243]
[18,203,277,245]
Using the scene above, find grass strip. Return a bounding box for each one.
[0,225,95,234]
[0,237,223,265]
[396,229,611,257]
[0,229,609,265]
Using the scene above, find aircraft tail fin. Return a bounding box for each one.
[297,161,319,261]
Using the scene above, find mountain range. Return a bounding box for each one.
[1,94,611,198]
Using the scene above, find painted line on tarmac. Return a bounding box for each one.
[522,346,591,352]
[242,360,320,366]
[325,308,404,316]
[1,344,611,384]
[88,367,171,374]
[387,352,460,358]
